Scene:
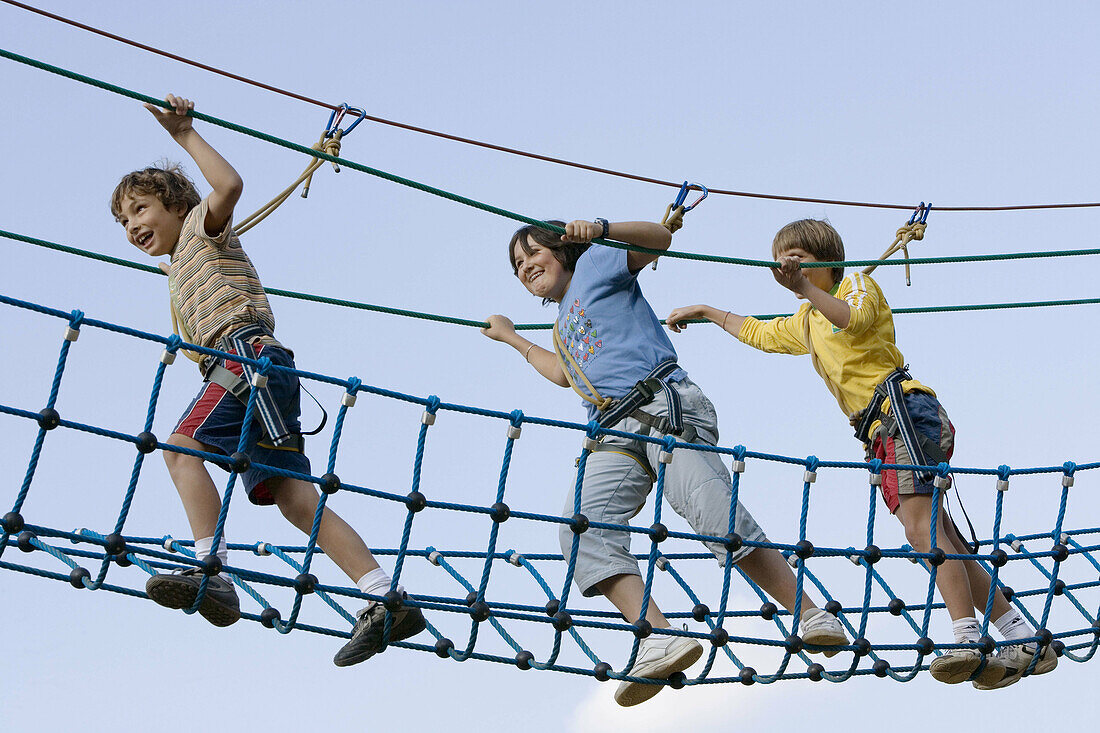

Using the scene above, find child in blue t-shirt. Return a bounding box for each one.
[482,218,846,707]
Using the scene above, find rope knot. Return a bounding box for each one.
[508,409,525,428]
[68,309,85,329]
[425,395,441,414]
[805,455,820,473]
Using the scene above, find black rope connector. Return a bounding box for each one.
[17,530,36,552]
[710,627,729,647]
[405,491,426,512]
[692,603,710,622]
[593,662,612,681]
[434,638,455,658]
[469,601,491,622]
[784,634,803,654]
[229,451,251,474]
[1000,585,1015,602]
[667,671,687,690]
[2,511,24,534]
[1052,543,1069,562]
[853,637,872,657]
[807,663,824,681]
[873,659,890,677]
[632,620,652,639]
[978,635,995,654]
[320,472,341,495]
[916,636,935,655]
[723,533,742,552]
[383,590,404,612]
[794,540,814,559]
[544,599,560,617]
[115,553,132,568]
[1053,579,1066,596]
[37,407,60,430]
[201,555,223,577]
[1037,628,1053,646]
[69,566,90,589]
[104,533,126,556]
[294,572,317,594]
[739,667,757,685]
[260,607,281,628]
[464,591,478,606]
[759,602,778,620]
[570,513,589,534]
[863,544,881,564]
[928,548,946,567]
[551,611,572,632]
[989,549,1008,567]
[1052,639,1065,656]
[824,600,842,616]
[515,650,534,670]
[490,502,510,523]
[888,598,906,616]
[649,522,668,543]
[136,431,158,454]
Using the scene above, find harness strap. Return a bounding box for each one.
[580,444,657,483]
[597,360,682,432]
[856,367,946,483]
[552,326,614,410]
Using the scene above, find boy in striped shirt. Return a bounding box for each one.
[665,219,1055,689]
[111,94,424,666]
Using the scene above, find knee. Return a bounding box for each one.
[272,480,320,524]
[164,434,202,474]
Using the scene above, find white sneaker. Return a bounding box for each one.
[929,649,1005,685]
[801,608,847,658]
[973,643,1058,690]
[613,635,703,707]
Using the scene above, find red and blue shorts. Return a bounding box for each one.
[173,343,312,505]
[869,391,955,514]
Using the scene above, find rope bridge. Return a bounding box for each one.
[2,291,1097,689]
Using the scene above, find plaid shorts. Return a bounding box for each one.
[173,343,311,505]
[869,391,955,514]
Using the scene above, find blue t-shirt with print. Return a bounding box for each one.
[557,245,687,420]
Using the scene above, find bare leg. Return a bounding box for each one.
[943,517,1013,620]
[267,476,379,582]
[896,493,974,620]
[596,573,671,629]
[164,433,223,540]
[737,547,819,614]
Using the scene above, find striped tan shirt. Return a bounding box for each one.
[168,198,282,361]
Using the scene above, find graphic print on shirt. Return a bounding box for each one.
[559,298,604,378]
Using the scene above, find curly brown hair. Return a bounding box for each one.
[772,218,846,285]
[109,162,201,220]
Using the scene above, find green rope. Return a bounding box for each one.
[5,47,1100,271]
[4,228,1097,331]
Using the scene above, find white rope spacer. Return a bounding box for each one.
[730,459,746,474]
[933,475,951,490]
[848,552,862,566]
[658,450,674,465]
[428,551,442,566]
[1011,539,1023,552]
[507,425,522,440]
[64,326,80,342]
[341,392,357,407]
[804,470,817,484]
[1060,533,1070,545]
[160,349,177,365]
[162,536,177,552]
[786,554,799,569]
[996,478,1010,493]
[251,373,268,388]
[508,553,524,567]
[421,411,437,426]
[655,556,669,571]
[869,473,883,486]
[1062,475,1074,488]
[255,542,272,556]
[582,437,599,452]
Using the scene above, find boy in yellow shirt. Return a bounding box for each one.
[666,219,1056,689]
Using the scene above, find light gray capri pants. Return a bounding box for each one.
[560,377,766,597]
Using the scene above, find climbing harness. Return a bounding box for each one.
[852,367,946,483]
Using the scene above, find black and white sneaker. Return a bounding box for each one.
[333,594,427,667]
[973,643,1058,690]
[146,567,241,627]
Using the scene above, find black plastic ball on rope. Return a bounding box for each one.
[710,627,729,647]
[490,502,510,523]
[1053,579,1066,596]
[692,603,710,622]
[1037,628,1053,646]
[888,598,906,616]
[632,620,653,639]
[667,671,687,690]
[551,611,572,632]
[320,472,341,495]
[69,566,90,589]
[824,600,842,616]
[723,533,742,552]
[1000,586,1015,602]
[464,591,478,606]
[990,549,1008,567]
[260,607,281,628]
[2,511,24,534]
[569,513,589,535]
[383,590,404,612]
[593,662,612,682]
[104,533,126,557]
[853,637,871,657]
[201,555,223,577]
[978,636,995,654]
[1052,544,1069,562]
[873,660,890,677]
[784,634,803,654]
[434,638,455,658]
[739,667,757,685]
[17,530,36,552]
[229,451,251,474]
[1052,640,1065,656]
[759,602,777,621]
[929,548,946,567]
[544,599,560,617]
[807,663,825,681]
[405,491,426,513]
[648,522,668,543]
[37,407,60,430]
[863,544,881,564]
[515,650,534,670]
[469,601,491,623]
[294,572,317,595]
[794,540,814,560]
[916,636,935,655]
[136,431,158,454]
[115,553,132,568]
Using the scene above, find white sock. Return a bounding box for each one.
[194,536,230,582]
[994,609,1034,641]
[356,568,401,599]
[952,616,981,644]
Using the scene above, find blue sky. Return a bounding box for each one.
[2,2,1098,731]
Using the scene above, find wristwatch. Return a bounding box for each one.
[594,218,609,239]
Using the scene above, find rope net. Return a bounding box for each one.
[2,292,1097,688]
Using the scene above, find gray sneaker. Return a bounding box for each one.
[973,643,1058,690]
[801,608,848,658]
[614,636,703,707]
[333,594,427,667]
[146,567,241,627]
[929,649,1005,685]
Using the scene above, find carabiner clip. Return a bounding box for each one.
[324,103,368,140]
[907,201,932,225]
[672,181,708,213]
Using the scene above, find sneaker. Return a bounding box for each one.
[333,594,427,667]
[973,643,1058,690]
[801,608,848,658]
[614,636,703,708]
[929,649,1005,685]
[145,567,241,627]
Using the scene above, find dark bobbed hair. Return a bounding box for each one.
[508,221,590,304]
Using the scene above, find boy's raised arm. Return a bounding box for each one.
[145,94,243,238]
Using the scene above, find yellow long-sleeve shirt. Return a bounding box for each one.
[737,272,932,420]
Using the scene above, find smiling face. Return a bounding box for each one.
[512,235,572,303]
[117,192,187,259]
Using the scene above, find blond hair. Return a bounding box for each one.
[772,219,845,284]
